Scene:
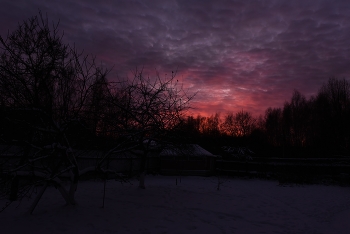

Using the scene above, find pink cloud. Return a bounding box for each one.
[1,0,350,117]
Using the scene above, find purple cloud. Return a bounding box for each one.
[1,0,350,117]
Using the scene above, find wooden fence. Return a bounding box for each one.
[0,155,161,176]
[216,157,350,184]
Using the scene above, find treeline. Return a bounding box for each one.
[179,77,350,158]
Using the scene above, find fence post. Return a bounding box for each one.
[129,158,133,177]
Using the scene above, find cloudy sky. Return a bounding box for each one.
[1,0,350,117]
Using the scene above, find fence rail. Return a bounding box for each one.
[2,152,350,182]
[216,157,350,184]
[0,155,161,177]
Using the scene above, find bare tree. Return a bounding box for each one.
[84,71,110,136]
[181,115,201,137]
[0,12,108,213]
[220,111,256,137]
[264,107,283,147]
[199,113,221,136]
[314,77,350,154]
[282,90,310,148]
[221,112,235,136]
[89,68,195,189]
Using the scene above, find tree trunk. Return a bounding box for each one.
[68,182,77,205]
[9,176,19,201]
[56,183,71,205]
[68,166,79,205]
[138,171,146,189]
[28,182,48,214]
[53,177,76,205]
[138,154,147,189]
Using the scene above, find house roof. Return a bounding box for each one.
[159,144,216,157]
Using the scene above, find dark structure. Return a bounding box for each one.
[159,144,218,176]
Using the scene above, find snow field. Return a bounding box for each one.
[1,175,350,234]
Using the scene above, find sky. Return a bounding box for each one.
[1,0,350,117]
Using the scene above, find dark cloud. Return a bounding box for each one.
[1,0,350,116]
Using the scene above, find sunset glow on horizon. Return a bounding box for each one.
[1,0,350,117]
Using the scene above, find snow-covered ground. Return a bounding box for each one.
[1,176,350,233]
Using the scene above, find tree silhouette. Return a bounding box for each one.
[314,78,350,155]
[221,112,235,136]
[98,69,195,188]
[264,107,283,147]
[0,12,108,213]
[233,110,255,137]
